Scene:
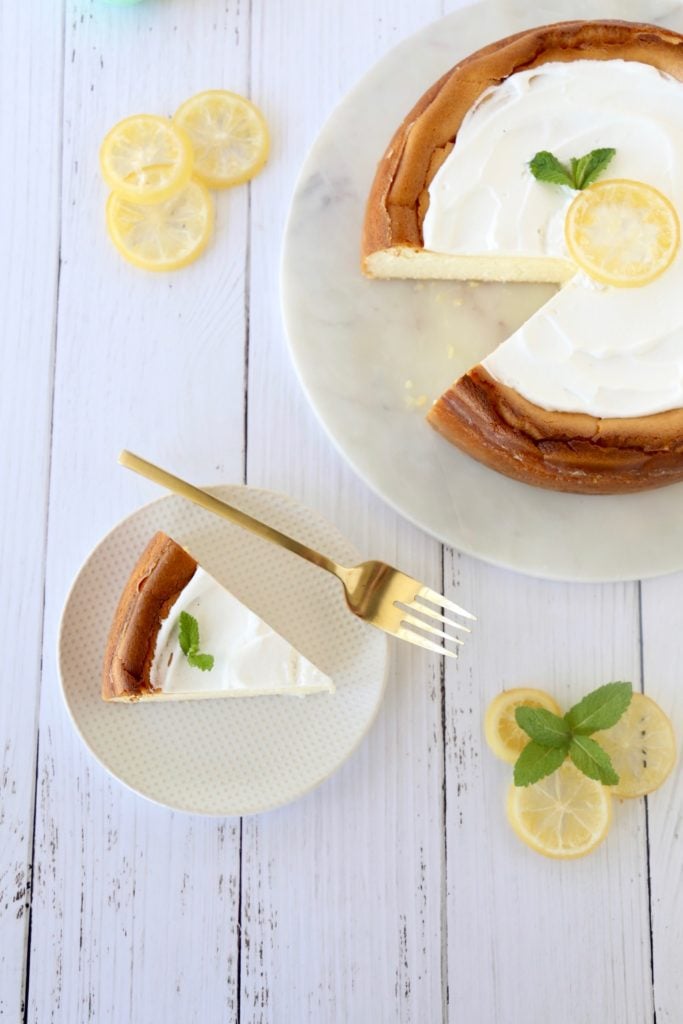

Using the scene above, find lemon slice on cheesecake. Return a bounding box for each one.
[565,178,680,288]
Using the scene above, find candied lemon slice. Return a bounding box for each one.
[507,761,612,859]
[484,687,563,764]
[106,180,214,271]
[100,114,193,204]
[174,90,269,188]
[565,178,679,288]
[594,693,676,798]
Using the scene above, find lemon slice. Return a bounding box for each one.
[174,90,269,188]
[594,693,676,798]
[106,180,214,271]
[565,178,680,288]
[507,761,612,859]
[100,114,193,204]
[484,688,563,764]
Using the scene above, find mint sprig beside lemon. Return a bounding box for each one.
[529,146,615,189]
[486,683,675,859]
[513,681,632,786]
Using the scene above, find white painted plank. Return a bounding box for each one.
[444,554,653,1022]
[239,532,444,1023]
[241,0,457,1019]
[27,0,250,1019]
[0,1,63,1018]
[640,571,683,1023]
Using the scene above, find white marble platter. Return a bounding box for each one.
[282,0,683,582]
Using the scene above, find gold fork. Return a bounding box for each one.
[119,451,475,657]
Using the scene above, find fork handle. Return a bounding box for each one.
[119,450,342,576]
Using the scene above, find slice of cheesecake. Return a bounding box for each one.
[102,532,334,702]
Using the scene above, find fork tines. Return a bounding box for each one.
[395,586,475,658]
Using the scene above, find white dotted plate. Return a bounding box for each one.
[58,486,388,816]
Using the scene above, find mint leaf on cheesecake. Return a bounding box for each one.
[570,147,616,189]
[187,651,215,672]
[178,610,214,671]
[529,150,574,187]
[529,147,615,189]
[178,609,200,657]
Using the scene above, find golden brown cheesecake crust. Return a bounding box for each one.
[363,19,683,493]
[102,532,197,701]
[362,20,683,264]
[429,369,683,494]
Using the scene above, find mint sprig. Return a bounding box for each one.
[513,742,567,787]
[569,736,619,786]
[178,610,214,672]
[515,706,571,748]
[529,147,616,190]
[513,681,632,787]
[565,681,632,734]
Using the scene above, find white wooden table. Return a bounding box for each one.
[2,0,682,1020]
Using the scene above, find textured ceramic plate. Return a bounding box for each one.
[281,0,683,582]
[59,487,388,816]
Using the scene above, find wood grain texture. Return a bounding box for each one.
[25,0,249,1020]
[641,572,683,1024]
[242,1,451,1018]
[0,1,63,1018]
[4,0,681,1021]
[238,539,444,1023]
[443,554,654,1022]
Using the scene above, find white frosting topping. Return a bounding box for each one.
[151,567,334,696]
[422,60,683,418]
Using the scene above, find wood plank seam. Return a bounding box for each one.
[439,544,449,1024]
[20,732,41,1023]
[20,0,67,1013]
[238,2,255,1020]
[638,579,659,1022]
[242,126,253,483]
[22,267,65,1021]
[643,797,658,1024]
[236,818,245,1024]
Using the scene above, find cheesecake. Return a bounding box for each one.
[362,20,683,494]
[102,532,334,702]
